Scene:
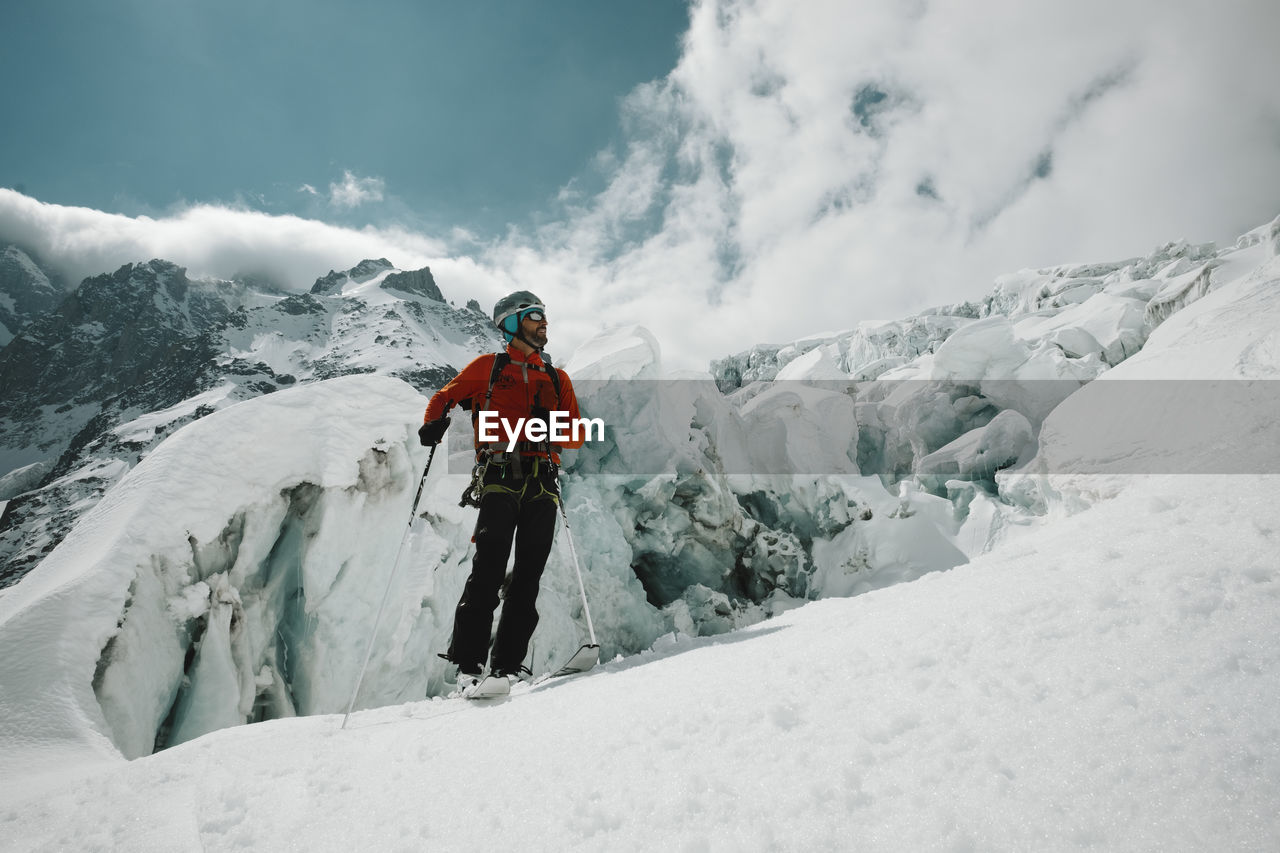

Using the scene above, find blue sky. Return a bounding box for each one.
[2,0,1277,370]
[3,0,687,234]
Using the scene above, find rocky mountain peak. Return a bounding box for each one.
[0,245,64,347]
[350,258,394,279]
[310,258,395,294]
[0,253,502,586]
[381,266,442,302]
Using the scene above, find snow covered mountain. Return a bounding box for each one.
[0,211,1274,845]
[0,212,1277,850]
[0,256,500,585]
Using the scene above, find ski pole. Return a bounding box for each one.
[555,474,597,647]
[341,442,438,730]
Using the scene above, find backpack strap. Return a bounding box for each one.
[481,351,511,414]
[539,351,562,401]
[457,352,510,413]
[475,351,561,406]
[465,350,561,433]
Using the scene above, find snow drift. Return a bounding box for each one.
[0,215,1278,851]
[0,376,440,768]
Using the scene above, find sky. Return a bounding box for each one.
[2,0,687,234]
[3,0,1279,370]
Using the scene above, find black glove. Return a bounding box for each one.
[418,416,450,446]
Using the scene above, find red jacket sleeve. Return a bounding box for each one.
[423,355,493,422]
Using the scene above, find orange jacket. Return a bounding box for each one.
[424,345,584,462]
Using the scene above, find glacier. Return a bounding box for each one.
[0,210,1277,849]
[0,377,446,764]
[0,213,1278,810]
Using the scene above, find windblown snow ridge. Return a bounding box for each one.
[0,376,441,766]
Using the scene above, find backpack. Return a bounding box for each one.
[457,351,562,419]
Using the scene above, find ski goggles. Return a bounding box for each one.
[519,307,546,323]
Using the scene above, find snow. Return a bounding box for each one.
[230,330,314,377]
[774,342,846,380]
[111,383,238,444]
[0,461,50,501]
[44,457,130,488]
[2,473,1278,851]
[2,217,1280,849]
[916,408,1035,488]
[214,260,497,387]
[0,375,438,769]
[1012,249,1280,511]
[1012,292,1147,365]
[1144,262,1214,328]
[562,323,663,380]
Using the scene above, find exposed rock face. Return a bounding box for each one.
[382,267,443,302]
[0,245,65,347]
[0,257,501,586]
[309,258,395,294]
[0,260,229,466]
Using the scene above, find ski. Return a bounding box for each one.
[463,674,511,700]
[453,644,599,701]
[532,643,600,685]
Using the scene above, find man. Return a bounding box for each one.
[418,290,583,697]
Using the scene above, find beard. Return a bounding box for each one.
[528,326,548,348]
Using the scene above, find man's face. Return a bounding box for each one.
[522,312,548,348]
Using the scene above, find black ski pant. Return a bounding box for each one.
[447,456,559,675]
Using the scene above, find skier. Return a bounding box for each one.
[418,291,584,697]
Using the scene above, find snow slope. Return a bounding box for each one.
[1,218,1278,849]
[2,471,1276,851]
[0,376,441,771]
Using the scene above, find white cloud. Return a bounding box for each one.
[328,171,385,209]
[3,0,1278,373]
[0,188,460,295]
[505,0,1280,369]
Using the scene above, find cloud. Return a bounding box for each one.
[0,188,470,296]
[508,0,1280,369]
[3,0,1278,374]
[328,171,385,209]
